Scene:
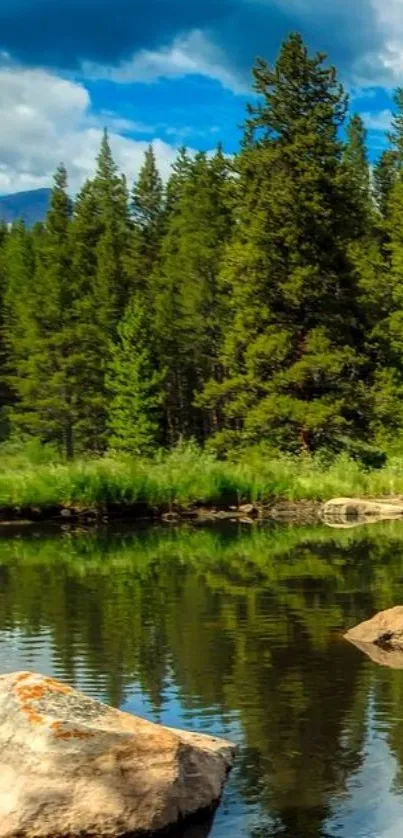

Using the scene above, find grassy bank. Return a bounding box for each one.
[1,441,403,512]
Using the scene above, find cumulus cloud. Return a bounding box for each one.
[0,0,395,92]
[362,109,393,132]
[0,67,181,194]
[84,29,247,94]
[356,0,403,88]
[0,0,232,69]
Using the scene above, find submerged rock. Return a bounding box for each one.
[0,671,235,838]
[345,606,403,650]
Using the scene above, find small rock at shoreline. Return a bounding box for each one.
[346,638,403,669]
[323,497,403,524]
[345,606,403,651]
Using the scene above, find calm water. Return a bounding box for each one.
[3,521,403,837]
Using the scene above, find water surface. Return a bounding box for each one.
[2,521,403,837]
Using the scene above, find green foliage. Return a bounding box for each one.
[2,33,403,464]
[0,442,403,509]
[373,150,398,219]
[153,147,234,441]
[344,114,371,209]
[107,294,165,453]
[126,144,164,293]
[200,34,367,453]
[4,168,77,456]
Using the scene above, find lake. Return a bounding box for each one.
[2,520,403,837]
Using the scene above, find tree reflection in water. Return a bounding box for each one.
[1,521,403,836]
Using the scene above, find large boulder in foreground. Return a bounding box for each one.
[345,606,403,650]
[0,672,235,838]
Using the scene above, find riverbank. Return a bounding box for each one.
[1,445,403,525]
[0,498,324,526]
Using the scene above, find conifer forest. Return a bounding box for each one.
[2,32,403,466]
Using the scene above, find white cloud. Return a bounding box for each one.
[80,4,403,95]
[251,0,403,90]
[362,109,393,131]
[349,0,403,86]
[83,29,248,94]
[0,67,181,195]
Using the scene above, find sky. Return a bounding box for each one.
[0,0,402,194]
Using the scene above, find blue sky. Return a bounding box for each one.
[0,0,401,193]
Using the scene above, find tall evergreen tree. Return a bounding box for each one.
[68,178,110,452]
[126,145,164,292]
[0,221,10,437]
[92,129,130,320]
[201,34,367,453]
[4,166,78,455]
[165,146,192,215]
[106,294,164,453]
[365,88,403,439]
[344,114,371,210]
[373,150,398,220]
[65,134,130,452]
[154,148,234,441]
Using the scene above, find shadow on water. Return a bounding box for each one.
[163,809,217,838]
[3,521,403,835]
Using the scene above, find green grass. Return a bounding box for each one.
[1,440,403,509]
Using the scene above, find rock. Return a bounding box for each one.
[347,638,403,669]
[345,606,403,650]
[322,497,403,524]
[161,511,181,522]
[266,500,321,524]
[238,504,257,516]
[0,672,235,838]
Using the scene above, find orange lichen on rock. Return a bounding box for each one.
[16,684,46,703]
[51,721,94,741]
[25,710,44,725]
[14,673,30,684]
[15,677,72,726]
[15,676,73,723]
[43,677,73,695]
[15,683,47,723]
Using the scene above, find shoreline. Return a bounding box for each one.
[2,496,403,528]
[0,499,322,527]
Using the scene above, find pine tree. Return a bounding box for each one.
[344,114,371,212]
[365,89,403,440]
[3,221,37,436]
[132,145,163,234]
[4,166,78,455]
[373,150,398,219]
[65,134,130,452]
[201,33,367,453]
[106,294,164,453]
[126,145,164,292]
[68,178,110,452]
[93,130,130,320]
[154,148,234,441]
[165,146,192,215]
[0,221,10,437]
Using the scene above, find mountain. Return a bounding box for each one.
[0,188,51,226]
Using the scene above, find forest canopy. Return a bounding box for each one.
[1,33,402,461]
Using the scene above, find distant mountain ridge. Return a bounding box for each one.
[0,188,51,226]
